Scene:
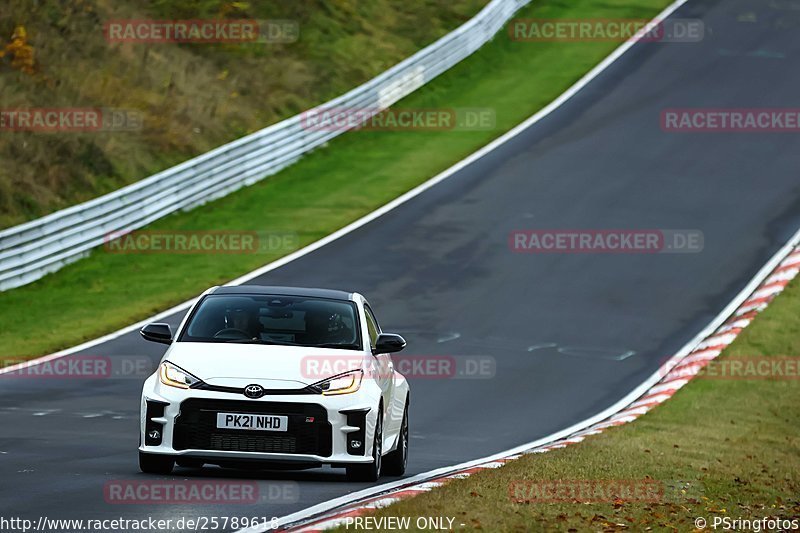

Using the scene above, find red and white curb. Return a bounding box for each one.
[276,245,800,532]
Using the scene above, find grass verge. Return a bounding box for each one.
[333,278,800,531]
[0,0,674,361]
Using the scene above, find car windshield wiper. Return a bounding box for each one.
[265,339,303,346]
[309,343,360,349]
[220,338,301,346]
[215,339,357,349]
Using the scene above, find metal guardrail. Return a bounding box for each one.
[0,0,530,291]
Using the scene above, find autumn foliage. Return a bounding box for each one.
[0,25,35,74]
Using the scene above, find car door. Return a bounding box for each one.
[364,303,396,433]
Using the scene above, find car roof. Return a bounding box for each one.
[212,285,354,301]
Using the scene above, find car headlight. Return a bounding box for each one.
[313,369,363,396]
[159,362,201,389]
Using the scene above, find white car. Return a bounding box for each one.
[138,285,410,481]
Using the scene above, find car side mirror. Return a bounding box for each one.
[140,323,173,345]
[373,333,406,355]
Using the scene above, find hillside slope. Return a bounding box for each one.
[0,0,485,228]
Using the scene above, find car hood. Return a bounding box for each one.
[164,342,365,388]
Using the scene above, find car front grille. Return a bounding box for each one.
[173,399,332,457]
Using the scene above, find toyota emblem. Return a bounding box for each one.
[244,384,265,399]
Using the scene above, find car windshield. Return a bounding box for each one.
[179,294,361,350]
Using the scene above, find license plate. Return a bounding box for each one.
[216,412,288,432]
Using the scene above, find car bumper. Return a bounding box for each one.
[139,375,380,466]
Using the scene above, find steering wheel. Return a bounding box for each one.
[213,328,252,339]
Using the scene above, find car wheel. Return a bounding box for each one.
[176,458,204,469]
[139,451,175,475]
[382,402,408,476]
[346,408,382,482]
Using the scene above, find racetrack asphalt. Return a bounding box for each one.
[2,0,800,528]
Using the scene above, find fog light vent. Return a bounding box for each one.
[343,410,368,456]
[144,400,167,446]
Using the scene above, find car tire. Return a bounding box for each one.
[346,408,383,482]
[382,402,408,476]
[139,452,175,475]
[176,458,204,469]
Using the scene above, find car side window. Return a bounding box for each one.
[364,305,381,349]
